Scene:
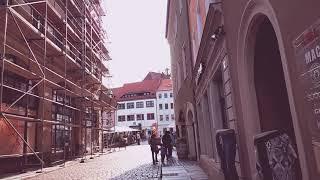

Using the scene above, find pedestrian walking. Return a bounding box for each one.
[160,144,167,164]
[162,131,173,160]
[149,133,159,165]
[137,132,141,145]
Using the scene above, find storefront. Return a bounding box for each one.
[223,0,320,179]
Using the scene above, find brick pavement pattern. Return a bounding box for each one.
[25,144,160,180]
[4,142,208,180]
[161,154,209,180]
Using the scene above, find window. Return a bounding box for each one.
[127,102,134,109]
[171,114,174,120]
[118,115,125,122]
[137,114,144,120]
[166,115,169,121]
[165,103,169,109]
[164,93,168,98]
[118,103,125,109]
[159,104,163,110]
[170,93,173,98]
[146,101,154,107]
[171,103,174,109]
[147,113,155,120]
[158,93,162,99]
[127,115,134,121]
[160,115,163,121]
[136,101,144,108]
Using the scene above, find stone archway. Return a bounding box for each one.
[235,0,312,178]
[185,102,198,160]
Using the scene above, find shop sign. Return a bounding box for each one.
[293,19,320,135]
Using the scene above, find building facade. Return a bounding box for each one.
[116,98,157,132]
[156,79,175,136]
[168,0,320,179]
[222,0,320,179]
[113,73,161,136]
[188,0,233,179]
[0,0,115,174]
[113,73,175,137]
[166,0,197,161]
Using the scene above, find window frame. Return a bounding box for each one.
[127,102,134,109]
[146,100,154,107]
[136,114,144,121]
[127,115,135,121]
[147,113,155,120]
[136,101,144,108]
[118,103,125,109]
[118,115,126,122]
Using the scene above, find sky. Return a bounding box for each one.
[102,0,171,88]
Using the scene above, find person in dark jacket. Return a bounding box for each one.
[162,131,173,160]
[149,133,159,165]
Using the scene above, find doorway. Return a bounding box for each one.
[253,17,295,140]
[253,16,302,178]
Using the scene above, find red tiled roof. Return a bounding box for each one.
[158,79,173,91]
[113,80,161,102]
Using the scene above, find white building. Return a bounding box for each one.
[113,77,161,136]
[156,79,175,136]
[116,98,157,131]
[113,72,175,137]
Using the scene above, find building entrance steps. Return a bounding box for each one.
[160,151,208,180]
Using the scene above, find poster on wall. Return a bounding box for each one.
[293,19,320,138]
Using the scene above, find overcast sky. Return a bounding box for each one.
[102,0,170,88]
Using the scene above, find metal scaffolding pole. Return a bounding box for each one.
[0,0,113,172]
[0,0,8,112]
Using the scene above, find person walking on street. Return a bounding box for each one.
[162,131,173,160]
[149,133,159,165]
[160,144,167,164]
[137,133,141,145]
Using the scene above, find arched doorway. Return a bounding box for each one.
[252,16,302,178]
[253,17,295,138]
[185,102,199,160]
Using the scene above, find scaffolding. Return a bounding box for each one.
[0,0,115,173]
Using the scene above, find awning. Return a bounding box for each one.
[104,126,140,133]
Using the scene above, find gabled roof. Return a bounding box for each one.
[158,79,173,91]
[113,79,161,102]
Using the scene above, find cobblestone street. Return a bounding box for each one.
[30,145,159,180]
[3,142,208,180]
